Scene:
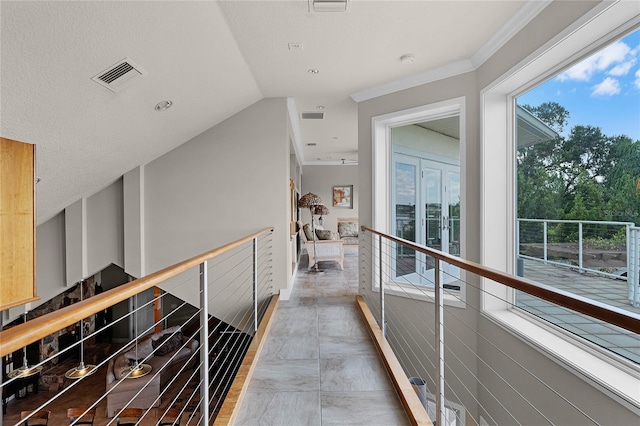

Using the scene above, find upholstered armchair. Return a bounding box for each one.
[298,222,344,270]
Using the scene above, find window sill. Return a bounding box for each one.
[484,308,640,412]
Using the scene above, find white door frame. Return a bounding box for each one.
[372,97,466,299]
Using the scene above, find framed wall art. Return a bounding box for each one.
[332,185,353,208]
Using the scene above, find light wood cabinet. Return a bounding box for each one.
[1,137,38,311]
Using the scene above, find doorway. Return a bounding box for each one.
[391,145,460,286]
[372,97,465,293]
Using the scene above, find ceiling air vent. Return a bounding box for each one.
[91,58,146,92]
[309,0,349,13]
[301,112,325,120]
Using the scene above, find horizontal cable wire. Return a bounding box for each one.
[374,250,510,426]
[3,232,275,426]
[362,233,603,425]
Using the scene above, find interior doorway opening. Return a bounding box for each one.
[372,97,465,295]
[391,118,461,287]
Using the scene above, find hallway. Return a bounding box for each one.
[235,248,410,425]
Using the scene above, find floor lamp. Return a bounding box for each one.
[298,192,324,274]
[65,281,97,379]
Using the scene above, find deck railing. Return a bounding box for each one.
[360,225,640,425]
[0,228,274,425]
[516,218,639,306]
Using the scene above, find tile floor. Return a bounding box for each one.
[235,248,410,426]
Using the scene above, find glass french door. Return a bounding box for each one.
[392,156,420,283]
[422,160,460,285]
[392,154,460,286]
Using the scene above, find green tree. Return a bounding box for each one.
[517,102,639,228]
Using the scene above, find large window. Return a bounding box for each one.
[514,27,640,364]
[481,1,640,408]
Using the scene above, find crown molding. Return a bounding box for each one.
[351,59,474,102]
[471,0,553,68]
[350,0,552,103]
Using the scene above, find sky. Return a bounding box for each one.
[518,29,640,141]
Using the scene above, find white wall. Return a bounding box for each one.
[25,98,292,326]
[301,164,359,233]
[144,98,292,309]
[357,1,637,424]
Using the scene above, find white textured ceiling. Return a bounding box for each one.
[0,1,543,224]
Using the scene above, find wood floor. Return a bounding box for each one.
[1,362,198,425]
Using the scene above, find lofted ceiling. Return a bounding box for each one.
[0,1,547,224]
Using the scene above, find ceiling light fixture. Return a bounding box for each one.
[8,312,43,380]
[308,69,320,74]
[65,281,97,379]
[400,54,416,64]
[154,100,173,111]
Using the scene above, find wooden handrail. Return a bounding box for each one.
[214,294,279,425]
[356,295,433,426]
[0,227,274,358]
[362,226,640,335]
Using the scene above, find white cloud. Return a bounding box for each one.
[635,69,640,89]
[558,41,632,81]
[609,59,636,76]
[591,77,621,96]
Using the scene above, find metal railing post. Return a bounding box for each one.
[578,222,584,273]
[543,221,548,263]
[435,258,445,426]
[516,219,520,258]
[253,237,259,333]
[630,226,640,307]
[379,234,385,337]
[635,228,640,307]
[199,261,210,425]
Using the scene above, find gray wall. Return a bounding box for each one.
[358,1,637,424]
[301,164,359,233]
[144,97,291,305]
[21,98,293,325]
[87,178,124,276]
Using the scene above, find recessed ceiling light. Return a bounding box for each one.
[316,105,325,110]
[308,69,320,74]
[154,100,173,111]
[400,54,415,64]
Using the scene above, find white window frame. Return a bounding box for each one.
[372,97,467,308]
[480,1,640,411]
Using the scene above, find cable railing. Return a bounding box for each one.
[360,225,640,426]
[517,218,639,307]
[0,227,274,425]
